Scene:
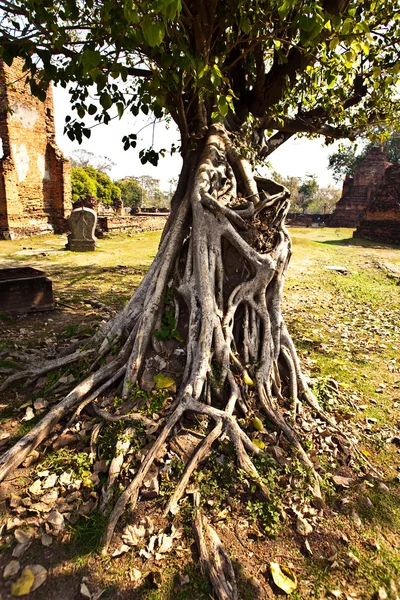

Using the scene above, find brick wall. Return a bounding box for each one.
[0,59,72,239]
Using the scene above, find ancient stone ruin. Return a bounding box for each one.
[0,59,71,239]
[66,206,97,251]
[329,147,391,228]
[354,164,400,245]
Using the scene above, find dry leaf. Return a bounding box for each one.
[130,567,142,582]
[3,560,20,579]
[14,530,32,545]
[270,562,297,594]
[12,542,31,559]
[43,474,58,489]
[29,479,42,495]
[111,544,130,557]
[25,564,47,592]
[80,582,92,598]
[22,407,35,422]
[41,534,53,547]
[296,516,313,536]
[11,568,34,596]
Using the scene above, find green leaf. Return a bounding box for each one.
[253,439,265,450]
[124,0,140,23]
[153,373,175,389]
[218,96,229,117]
[142,16,165,47]
[100,92,113,110]
[252,417,264,431]
[81,49,101,72]
[241,16,251,34]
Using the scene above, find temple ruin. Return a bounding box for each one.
[0,59,71,240]
[354,164,400,245]
[329,147,391,228]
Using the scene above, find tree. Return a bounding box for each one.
[1,1,400,593]
[309,184,341,214]
[328,135,400,182]
[116,177,143,209]
[71,166,121,204]
[71,167,97,202]
[297,174,319,213]
[69,149,116,173]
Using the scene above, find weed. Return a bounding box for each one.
[37,448,92,478]
[153,289,183,342]
[246,498,281,536]
[70,510,108,556]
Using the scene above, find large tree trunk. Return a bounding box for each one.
[0,123,348,598]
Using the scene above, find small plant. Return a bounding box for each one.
[37,448,92,478]
[153,289,183,342]
[246,498,281,536]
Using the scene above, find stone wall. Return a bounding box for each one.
[0,59,71,239]
[354,164,400,245]
[97,214,168,234]
[329,147,391,228]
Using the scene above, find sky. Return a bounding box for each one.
[53,85,342,192]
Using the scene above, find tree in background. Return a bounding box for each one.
[309,184,341,214]
[2,1,400,591]
[296,175,319,213]
[328,135,400,182]
[69,149,116,173]
[71,166,121,204]
[116,178,143,209]
[71,167,97,202]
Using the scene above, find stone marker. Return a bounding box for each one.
[66,207,97,251]
[0,267,54,313]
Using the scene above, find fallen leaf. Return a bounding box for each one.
[12,542,31,559]
[14,530,32,545]
[80,582,92,598]
[130,567,142,582]
[270,562,297,594]
[153,374,175,389]
[243,372,254,386]
[25,565,47,592]
[332,475,354,488]
[296,516,313,536]
[112,544,130,557]
[22,407,35,422]
[252,417,264,432]
[122,524,147,546]
[11,568,34,596]
[41,534,53,547]
[3,560,20,579]
[252,439,265,450]
[29,479,42,495]
[43,474,58,489]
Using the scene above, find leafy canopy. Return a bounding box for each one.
[71,166,121,203]
[1,0,400,161]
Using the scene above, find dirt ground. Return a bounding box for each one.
[0,228,399,600]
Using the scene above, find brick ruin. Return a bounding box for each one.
[354,164,400,245]
[329,147,391,228]
[0,59,71,239]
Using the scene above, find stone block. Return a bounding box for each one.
[66,207,96,252]
[0,267,54,314]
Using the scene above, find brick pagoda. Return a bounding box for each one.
[0,59,71,239]
[354,164,400,245]
[329,147,391,228]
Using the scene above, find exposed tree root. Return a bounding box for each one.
[194,507,238,600]
[0,123,373,598]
